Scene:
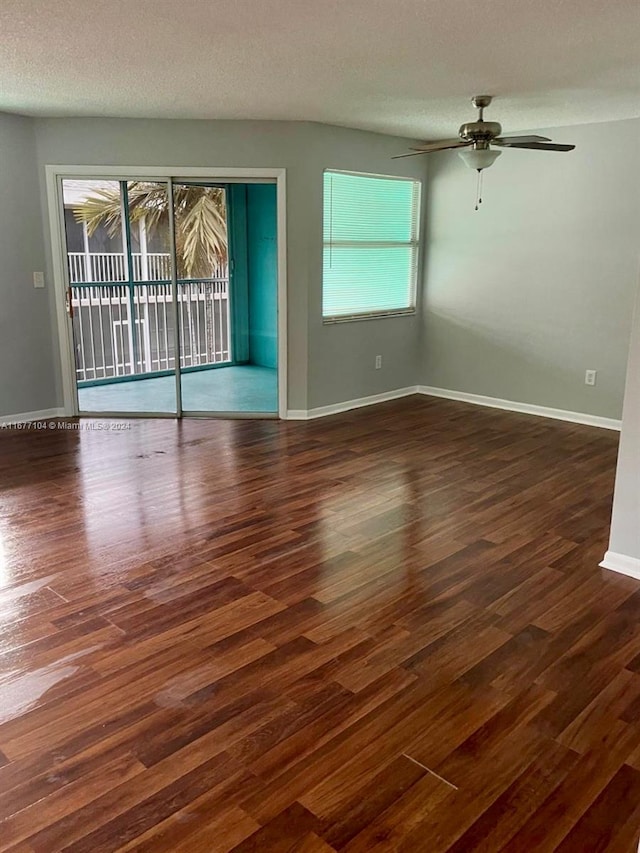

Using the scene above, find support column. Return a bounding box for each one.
[601,278,640,579]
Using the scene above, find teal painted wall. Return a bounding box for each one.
[247,184,278,368]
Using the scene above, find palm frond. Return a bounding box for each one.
[126,183,171,234]
[179,192,228,277]
[74,189,123,237]
[73,182,228,277]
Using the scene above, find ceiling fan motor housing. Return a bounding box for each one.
[458,120,502,143]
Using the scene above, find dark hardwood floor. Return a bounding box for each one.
[0,395,639,852]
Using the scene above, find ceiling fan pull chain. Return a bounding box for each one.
[474,169,483,211]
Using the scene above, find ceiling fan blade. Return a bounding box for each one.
[391,151,433,159]
[496,141,576,152]
[411,139,469,152]
[392,140,471,158]
[494,135,551,145]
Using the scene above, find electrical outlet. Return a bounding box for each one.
[375,355,382,369]
[585,369,597,386]
[33,271,45,289]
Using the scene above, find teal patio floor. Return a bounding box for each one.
[78,365,278,414]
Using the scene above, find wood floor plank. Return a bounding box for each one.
[340,771,455,852]
[553,763,640,853]
[227,802,324,852]
[318,755,426,848]
[0,398,637,850]
[117,804,260,853]
[27,751,254,853]
[443,740,579,852]
[243,668,417,787]
[499,722,640,852]
[0,751,145,851]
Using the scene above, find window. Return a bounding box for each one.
[322,170,421,321]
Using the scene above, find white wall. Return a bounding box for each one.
[606,279,640,565]
[420,118,640,420]
[0,113,56,417]
[31,117,426,414]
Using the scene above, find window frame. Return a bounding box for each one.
[321,169,422,324]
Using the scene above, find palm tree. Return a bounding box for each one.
[74,182,227,279]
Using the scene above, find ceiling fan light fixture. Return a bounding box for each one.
[458,148,502,171]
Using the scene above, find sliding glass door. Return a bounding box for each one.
[172,183,233,413]
[59,175,279,418]
[62,179,177,414]
[173,181,278,415]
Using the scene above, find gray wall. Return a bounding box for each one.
[420,118,640,419]
[30,117,426,413]
[608,279,640,560]
[300,122,424,409]
[1,112,638,420]
[0,113,55,416]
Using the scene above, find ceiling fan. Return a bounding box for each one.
[394,95,575,164]
[393,95,575,208]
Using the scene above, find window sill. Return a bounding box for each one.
[322,309,416,325]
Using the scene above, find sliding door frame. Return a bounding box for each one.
[46,165,288,419]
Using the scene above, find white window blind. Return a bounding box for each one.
[322,170,421,320]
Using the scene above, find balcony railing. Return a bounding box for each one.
[68,253,231,384]
[68,251,172,284]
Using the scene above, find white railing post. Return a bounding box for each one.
[82,223,91,282]
[139,217,149,280]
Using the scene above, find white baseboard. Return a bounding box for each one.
[600,551,640,580]
[286,386,419,420]
[0,391,620,433]
[287,385,622,429]
[417,386,622,431]
[0,408,64,426]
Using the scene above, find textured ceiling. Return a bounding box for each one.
[1,0,639,138]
